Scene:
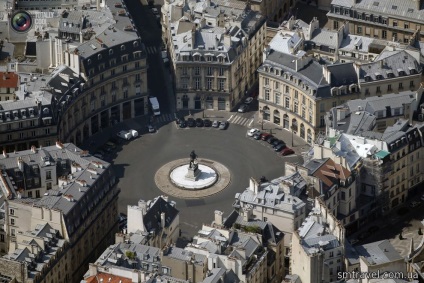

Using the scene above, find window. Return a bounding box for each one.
[122,65,127,72]
[376,86,381,93]
[219,68,225,76]
[275,82,280,89]
[388,84,392,91]
[302,107,305,119]
[393,21,398,27]
[123,90,128,98]
[265,89,270,100]
[135,74,141,82]
[194,67,200,75]
[275,93,281,104]
[207,67,213,76]
[207,78,213,90]
[46,182,52,190]
[285,97,290,109]
[405,23,409,29]
[10,209,14,215]
[285,85,289,94]
[46,171,52,180]
[219,79,225,91]
[182,67,188,75]
[294,91,298,99]
[333,21,339,29]
[399,82,403,89]
[393,33,397,41]
[410,81,414,87]
[320,116,325,127]
[294,102,298,113]
[111,69,115,76]
[195,78,201,90]
[181,78,188,89]
[264,78,269,86]
[135,62,140,68]
[382,30,387,39]
[357,26,362,33]
[11,218,14,225]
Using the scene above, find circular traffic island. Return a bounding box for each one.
[155,158,231,199]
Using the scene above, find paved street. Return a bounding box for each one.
[123,0,174,113]
[84,112,305,238]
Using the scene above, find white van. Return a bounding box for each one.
[117,130,132,140]
[130,129,139,138]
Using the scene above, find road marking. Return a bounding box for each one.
[248,119,254,127]
[233,116,242,124]
[227,115,233,121]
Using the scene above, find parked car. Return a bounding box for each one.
[280,147,295,156]
[195,118,204,127]
[179,119,187,128]
[219,121,229,130]
[261,133,272,141]
[238,104,249,113]
[117,130,132,140]
[187,118,196,127]
[272,139,284,147]
[203,119,212,127]
[410,201,421,208]
[253,133,261,140]
[245,97,254,104]
[109,136,122,145]
[248,128,260,137]
[274,143,286,152]
[267,137,278,144]
[212,120,220,128]
[129,129,139,138]
[147,124,156,133]
[105,141,116,149]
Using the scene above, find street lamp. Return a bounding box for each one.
[259,109,264,130]
[291,124,296,147]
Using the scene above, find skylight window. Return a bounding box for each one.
[392,5,397,9]
[373,2,379,6]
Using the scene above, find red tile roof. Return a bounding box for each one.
[0,72,18,88]
[85,273,132,283]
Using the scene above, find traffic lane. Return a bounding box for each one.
[123,0,161,44]
[115,121,302,236]
[147,52,171,113]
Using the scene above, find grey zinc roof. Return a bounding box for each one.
[339,0,424,23]
[95,242,161,271]
[310,28,339,49]
[355,240,402,265]
[164,247,206,265]
[327,62,358,87]
[359,50,421,82]
[143,196,179,232]
[269,32,303,55]
[201,268,240,283]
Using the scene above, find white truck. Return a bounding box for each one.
[149,97,161,116]
[117,129,139,140]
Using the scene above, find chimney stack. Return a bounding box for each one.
[249,177,259,194]
[17,157,24,171]
[160,212,166,228]
[31,145,36,153]
[214,210,223,225]
[56,140,64,149]
[2,150,7,158]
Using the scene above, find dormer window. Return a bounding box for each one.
[409,68,416,75]
[98,54,102,60]
[109,49,113,55]
[133,41,139,47]
[13,111,18,118]
[121,45,126,51]
[387,71,394,78]
[87,59,92,65]
[364,75,371,82]
[5,112,10,119]
[43,108,50,115]
[21,109,26,117]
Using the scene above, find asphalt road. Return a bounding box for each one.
[123,0,173,113]
[113,121,303,238]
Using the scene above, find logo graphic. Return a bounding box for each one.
[10,11,33,33]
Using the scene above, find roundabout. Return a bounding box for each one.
[156,157,231,198]
[95,117,304,236]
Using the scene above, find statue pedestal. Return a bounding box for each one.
[185,164,201,181]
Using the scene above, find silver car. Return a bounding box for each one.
[219,121,229,130]
[212,120,220,128]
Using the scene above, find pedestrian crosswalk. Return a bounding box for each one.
[145,45,159,55]
[227,115,254,127]
[151,113,255,128]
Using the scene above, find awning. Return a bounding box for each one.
[375,150,390,159]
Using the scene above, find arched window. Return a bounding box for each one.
[300,124,305,139]
[98,54,102,60]
[273,109,280,125]
[292,118,298,132]
[307,129,312,144]
[283,114,289,129]
[109,49,113,55]
[121,45,126,51]
[263,106,270,121]
[133,41,139,47]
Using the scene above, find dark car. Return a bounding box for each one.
[175,116,183,125]
[109,136,122,145]
[267,137,278,144]
[179,118,187,128]
[187,118,196,127]
[272,139,284,147]
[274,143,287,152]
[203,119,212,127]
[195,118,204,127]
[253,133,261,140]
[261,133,272,141]
[238,104,249,113]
